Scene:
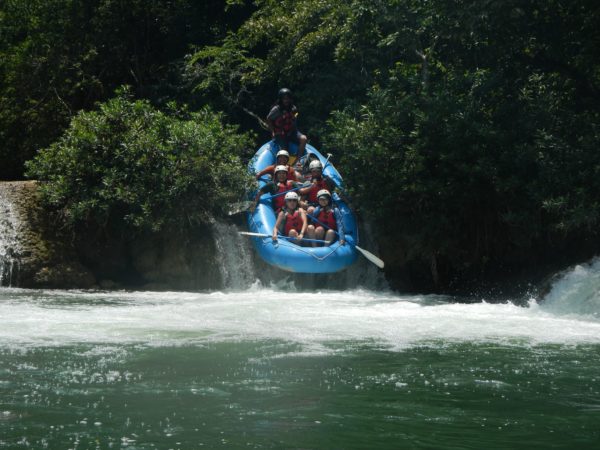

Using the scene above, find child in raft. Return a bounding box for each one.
[254,149,299,181]
[306,189,346,247]
[272,191,307,243]
[250,165,302,213]
[299,160,336,215]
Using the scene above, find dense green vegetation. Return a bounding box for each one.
[26,89,253,232]
[2,0,600,288]
[0,0,250,179]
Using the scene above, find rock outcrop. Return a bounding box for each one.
[0,181,222,290]
[0,181,95,288]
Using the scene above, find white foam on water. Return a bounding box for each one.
[1,286,600,352]
[540,257,600,318]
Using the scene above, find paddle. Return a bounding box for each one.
[306,213,384,269]
[239,231,330,245]
[227,181,311,216]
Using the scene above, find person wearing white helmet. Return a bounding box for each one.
[272,190,307,243]
[306,189,346,246]
[254,149,299,181]
[267,88,307,163]
[299,159,336,215]
[250,164,302,213]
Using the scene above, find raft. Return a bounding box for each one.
[246,140,359,273]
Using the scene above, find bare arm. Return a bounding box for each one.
[299,209,308,237]
[272,211,284,241]
[256,165,275,179]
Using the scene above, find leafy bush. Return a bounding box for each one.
[26,89,254,232]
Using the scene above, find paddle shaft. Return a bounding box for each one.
[239,231,330,244]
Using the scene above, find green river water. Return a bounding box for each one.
[1,258,600,449]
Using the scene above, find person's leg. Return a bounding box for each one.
[297,132,307,160]
[306,224,316,247]
[288,229,299,239]
[315,226,325,240]
[324,229,336,246]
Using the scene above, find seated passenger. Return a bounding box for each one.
[272,192,307,243]
[298,152,320,182]
[299,160,336,215]
[306,190,346,247]
[250,165,299,213]
[255,149,299,181]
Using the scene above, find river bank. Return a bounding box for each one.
[1,180,597,295]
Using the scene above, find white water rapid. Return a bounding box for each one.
[1,254,600,352]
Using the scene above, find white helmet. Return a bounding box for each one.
[284,191,299,201]
[317,189,331,199]
[276,149,290,159]
[274,165,288,174]
[309,160,323,171]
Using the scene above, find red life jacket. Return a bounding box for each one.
[317,207,337,231]
[283,208,303,235]
[308,178,329,203]
[272,181,292,211]
[273,108,296,137]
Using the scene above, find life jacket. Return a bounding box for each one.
[283,208,303,235]
[273,107,296,137]
[317,207,337,231]
[308,178,330,203]
[272,181,292,211]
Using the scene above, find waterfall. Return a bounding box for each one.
[540,257,600,317]
[211,220,257,290]
[0,185,22,286]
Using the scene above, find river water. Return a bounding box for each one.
[2,259,600,449]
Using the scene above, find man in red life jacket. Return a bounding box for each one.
[250,165,302,213]
[267,88,307,165]
[299,160,336,215]
[254,149,299,181]
[272,191,307,243]
[306,189,346,247]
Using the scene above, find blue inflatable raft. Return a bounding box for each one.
[246,140,359,273]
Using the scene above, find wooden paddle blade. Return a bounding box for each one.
[355,245,385,269]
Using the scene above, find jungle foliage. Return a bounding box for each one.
[26,90,253,232]
[0,0,250,179]
[2,0,600,287]
[192,0,600,284]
